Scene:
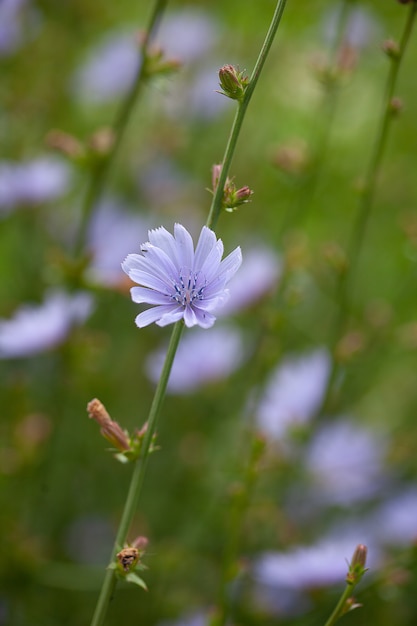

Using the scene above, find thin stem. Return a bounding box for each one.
[206,0,288,231]
[73,0,169,258]
[323,582,355,626]
[319,2,417,416]
[280,0,351,233]
[90,321,184,626]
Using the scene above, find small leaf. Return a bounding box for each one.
[125,572,148,591]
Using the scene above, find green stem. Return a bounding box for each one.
[206,0,288,231]
[73,0,169,258]
[90,321,184,626]
[319,1,417,416]
[280,0,351,232]
[323,582,355,626]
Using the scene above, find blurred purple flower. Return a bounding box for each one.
[0,290,94,358]
[256,349,330,440]
[163,65,232,121]
[0,157,71,215]
[72,31,140,104]
[156,8,219,63]
[323,5,380,51]
[254,531,377,593]
[87,199,150,287]
[372,488,417,546]
[146,325,245,394]
[219,247,281,316]
[305,418,387,505]
[0,0,39,56]
[122,223,242,328]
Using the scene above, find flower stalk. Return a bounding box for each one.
[90,321,183,626]
[73,0,169,258]
[90,1,289,623]
[323,544,368,626]
[206,0,288,230]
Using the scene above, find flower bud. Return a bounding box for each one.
[347,544,368,585]
[217,64,249,101]
[382,39,400,59]
[389,97,403,116]
[87,398,130,451]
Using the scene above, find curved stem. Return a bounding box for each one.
[90,321,184,626]
[73,0,169,258]
[206,0,288,231]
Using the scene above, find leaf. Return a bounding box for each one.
[125,572,148,591]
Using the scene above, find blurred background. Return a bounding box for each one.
[1,1,417,624]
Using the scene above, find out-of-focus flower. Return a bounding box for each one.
[372,488,417,546]
[323,5,379,52]
[87,199,150,287]
[155,8,219,63]
[0,157,71,216]
[0,290,94,358]
[253,525,378,602]
[305,418,387,505]
[72,31,140,104]
[0,0,39,56]
[122,223,242,329]
[256,350,330,440]
[219,247,281,316]
[146,325,246,393]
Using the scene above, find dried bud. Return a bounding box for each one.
[397,0,415,4]
[347,544,368,585]
[389,97,403,115]
[382,39,400,59]
[88,128,115,157]
[117,547,139,572]
[46,129,84,160]
[87,398,130,451]
[217,64,249,101]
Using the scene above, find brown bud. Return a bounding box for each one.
[88,127,115,156]
[382,39,400,59]
[87,398,130,451]
[117,547,139,572]
[46,129,84,159]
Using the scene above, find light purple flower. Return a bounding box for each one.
[371,488,417,547]
[146,325,245,394]
[72,31,140,104]
[87,199,150,287]
[219,246,281,316]
[0,290,93,358]
[0,157,71,215]
[122,223,242,329]
[305,418,387,506]
[0,0,39,57]
[156,8,219,63]
[256,349,330,440]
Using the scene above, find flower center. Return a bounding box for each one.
[171,268,206,307]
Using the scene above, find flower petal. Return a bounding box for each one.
[216,246,242,283]
[174,223,195,269]
[135,305,178,328]
[193,226,217,270]
[131,287,171,305]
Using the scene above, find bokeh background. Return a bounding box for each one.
[2,1,417,624]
